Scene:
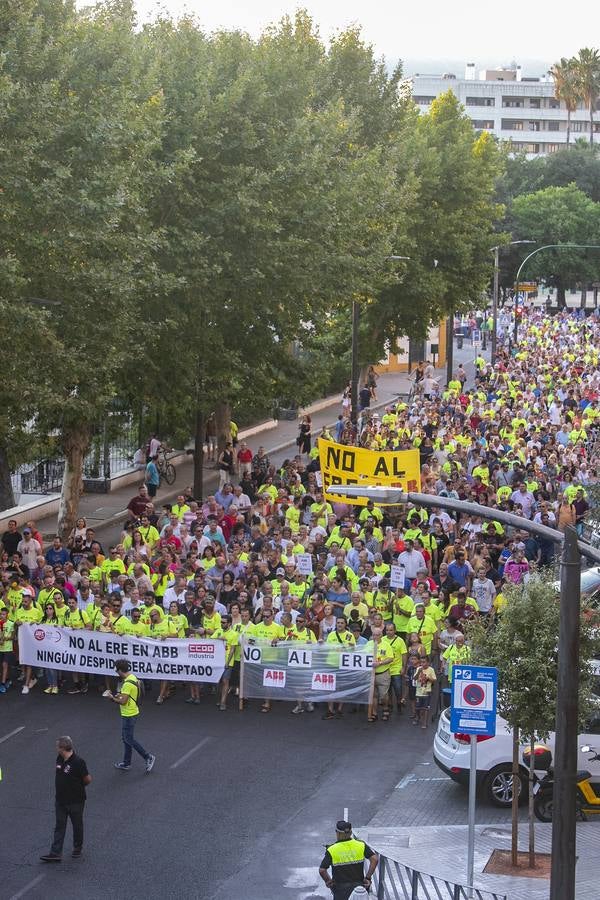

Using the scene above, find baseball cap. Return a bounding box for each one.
[276,567,285,576]
[336,820,352,833]
[23,528,31,534]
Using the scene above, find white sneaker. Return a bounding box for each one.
[306,702,314,712]
[102,689,112,698]
[22,685,30,695]
[291,704,304,715]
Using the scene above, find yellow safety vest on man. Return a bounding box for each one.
[327,837,367,870]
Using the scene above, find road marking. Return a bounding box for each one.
[395,773,449,790]
[170,736,211,769]
[0,726,25,745]
[395,774,415,790]
[9,874,46,900]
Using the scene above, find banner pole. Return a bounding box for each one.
[239,639,245,711]
[368,659,376,720]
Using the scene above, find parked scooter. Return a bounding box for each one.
[531,745,600,822]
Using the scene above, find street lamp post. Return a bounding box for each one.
[512,243,600,344]
[490,241,535,362]
[350,257,411,423]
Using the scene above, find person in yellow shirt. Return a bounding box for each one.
[13,595,43,694]
[442,633,471,685]
[109,659,155,772]
[385,622,407,716]
[323,617,356,720]
[101,548,126,582]
[247,609,285,713]
[404,604,438,656]
[166,601,188,638]
[125,608,149,636]
[213,614,240,711]
[140,593,165,626]
[365,627,395,722]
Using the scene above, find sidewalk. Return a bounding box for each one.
[356,822,600,900]
[29,336,487,543]
[31,367,413,543]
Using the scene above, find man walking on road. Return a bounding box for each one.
[108,659,156,773]
[319,820,378,899]
[40,736,91,862]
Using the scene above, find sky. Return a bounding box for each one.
[131,0,596,72]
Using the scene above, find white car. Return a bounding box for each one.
[433,706,600,807]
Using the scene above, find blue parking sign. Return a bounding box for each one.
[450,664,498,737]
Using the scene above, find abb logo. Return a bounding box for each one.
[312,672,337,691]
[262,668,286,688]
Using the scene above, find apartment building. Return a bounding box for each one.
[409,63,599,156]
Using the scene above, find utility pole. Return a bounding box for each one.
[491,246,499,362]
[550,526,581,900]
[445,312,453,385]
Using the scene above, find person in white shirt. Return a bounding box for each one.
[397,541,427,581]
[471,569,496,614]
[162,575,188,610]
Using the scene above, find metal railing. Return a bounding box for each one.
[374,855,506,900]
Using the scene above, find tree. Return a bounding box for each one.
[0,0,164,533]
[362,91,504,360]
[575,48,600,145]
[512,184,600,305]
[468,576,597,868]
[549,57,581,147]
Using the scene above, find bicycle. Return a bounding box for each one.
[156,447,176,486]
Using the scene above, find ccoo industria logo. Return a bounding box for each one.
[34,627,61,643]
[188,643,216,660]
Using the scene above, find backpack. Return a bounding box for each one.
[122,673,145,705]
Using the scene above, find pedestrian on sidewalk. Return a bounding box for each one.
[40,735,92,862]
[107,659,156,773]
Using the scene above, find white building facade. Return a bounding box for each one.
[409,64,600,157]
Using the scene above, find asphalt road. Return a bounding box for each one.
[1,688,434,900]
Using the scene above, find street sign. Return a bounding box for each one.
[516,281,537,293]
[450,664,498,737]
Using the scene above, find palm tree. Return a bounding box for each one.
[549,57,581,147]
[574,47,600,145]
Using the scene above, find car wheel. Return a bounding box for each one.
[484,765,526,807]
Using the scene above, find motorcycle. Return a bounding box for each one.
[532,744,600,822]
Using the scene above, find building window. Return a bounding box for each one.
[413,95,435,104]
[529,121,541,131]
[501,119,524,131]
[545,144,561,153]
[572,121,587,132]
[548,99,560,109]
[511,142,540,153]
[471,120,495,129]
[546,121,560,132]
[503,98,524,108]
[529,98,541,108]
[466,97,495,107]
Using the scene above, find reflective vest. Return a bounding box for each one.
[327,838,366,869]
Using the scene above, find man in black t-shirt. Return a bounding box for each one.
[1,519,21,556]
[40,736,91,862]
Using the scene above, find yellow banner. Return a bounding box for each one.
[318,439,421,505]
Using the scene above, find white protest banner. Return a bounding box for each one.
[390,564,406,589]
[295,553,313,575]
[18,624,225,683]
[240,640,372,704]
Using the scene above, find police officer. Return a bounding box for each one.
[319,820,378,899]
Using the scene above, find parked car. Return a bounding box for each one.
[433,661,600,807]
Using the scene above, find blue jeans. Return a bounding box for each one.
[121,716,149,766]
[45,668,58,687]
